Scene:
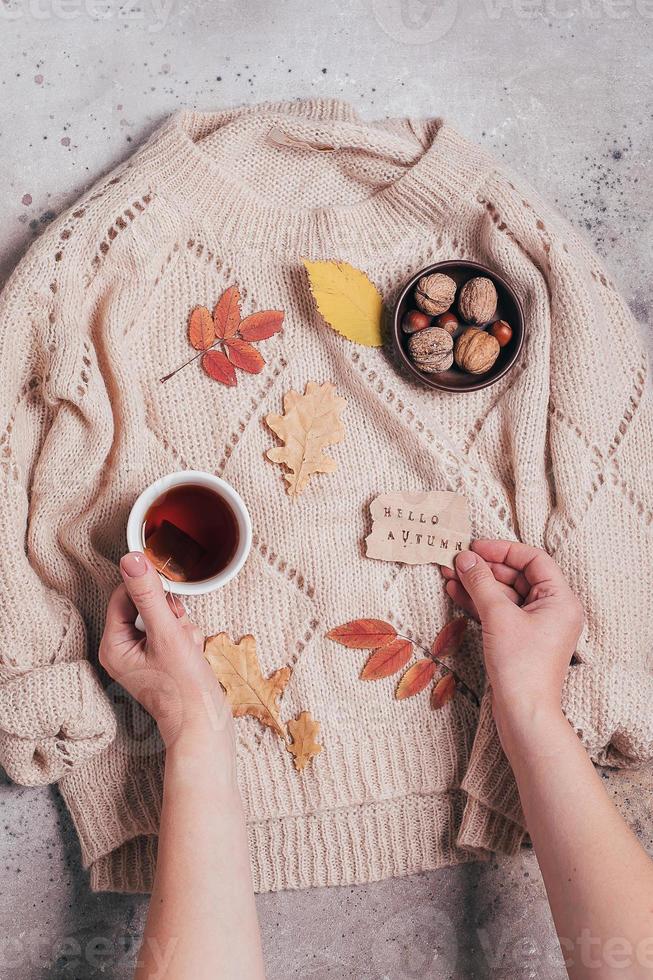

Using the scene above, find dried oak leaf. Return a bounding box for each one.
[286,711,323,771]
[204,632,290,737]
[326,619,396,649]
[432,617,467,662]
[396,658,436,700]
[360,637,413,680]
[265,381,347,498]
[431,672,457,709]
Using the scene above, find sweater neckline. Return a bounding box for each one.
[137,100,493,256]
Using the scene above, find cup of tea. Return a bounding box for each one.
[126,470,252,597]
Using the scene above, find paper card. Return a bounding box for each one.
[365,491,471,570]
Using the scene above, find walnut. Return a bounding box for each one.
[457,276,497,325]
[454,327,500,374]
[407,326,454,373]
[414,273,457,316]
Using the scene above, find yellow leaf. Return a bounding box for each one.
[204,632,290,737]
[265,381,347,498]
[286,711,323,771]
[302,259,384,348]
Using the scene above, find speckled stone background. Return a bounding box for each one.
[1,2,651,978]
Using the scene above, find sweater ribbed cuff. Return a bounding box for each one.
[59,743,164,871]
[0,661,116,785]
[456,796,525,857]
[456,691,526,857]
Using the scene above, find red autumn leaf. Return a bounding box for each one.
[326,619,396,649]
[188,306,215,351]
[395,658,436,700]
[360,638,413,680]
[201,349,237,386]
[213,285,242,339]
[431,672,457,709]
[224,338,266,374]
[432,617,467,662]
[239,310,285,341]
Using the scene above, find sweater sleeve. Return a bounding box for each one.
[457,167,653,855]
[0,260,116,786]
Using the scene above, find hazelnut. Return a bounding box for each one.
[402,309,432,334]
[458,276,497,325]
[454,327,500,374]
[414,273,457,316]
[408,326,454,373]
[489,319,513,347]
[435,311,459,335]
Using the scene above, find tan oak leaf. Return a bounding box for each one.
[204,632,290,737]
[286,711,323,771]
[265,381,347,498]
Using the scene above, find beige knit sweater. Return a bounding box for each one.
[1,99,651,894]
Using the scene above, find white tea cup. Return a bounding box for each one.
[126,470,252,627]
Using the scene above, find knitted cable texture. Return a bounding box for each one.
[1,99,651,893]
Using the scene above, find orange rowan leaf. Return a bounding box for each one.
[432,617,467,662]
[188,305,215,351]
[360,638,413,680]
[396,658,436,700]
[239,310,285,341]
[224,338,266,373]
[431,672,457,709]
[213,285,242,339]
[202,349,237,386]
[326,619,396,649]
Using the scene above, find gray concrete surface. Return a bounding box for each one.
[1,1,652,977]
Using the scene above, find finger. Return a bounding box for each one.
[166,592,188,621]
[486,562,530,599]
[103,584,140,644]
[119,553,176,635]
[444,574,520,609]
[455,550,512,620]
[445,579,479,620]
[472,540,569,591]
[443,557,529,599]
[187,624,205,648]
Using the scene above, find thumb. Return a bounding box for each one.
[455,550,508,621]
[119,552,175,635]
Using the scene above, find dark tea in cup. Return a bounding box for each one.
[142,483,239,583]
